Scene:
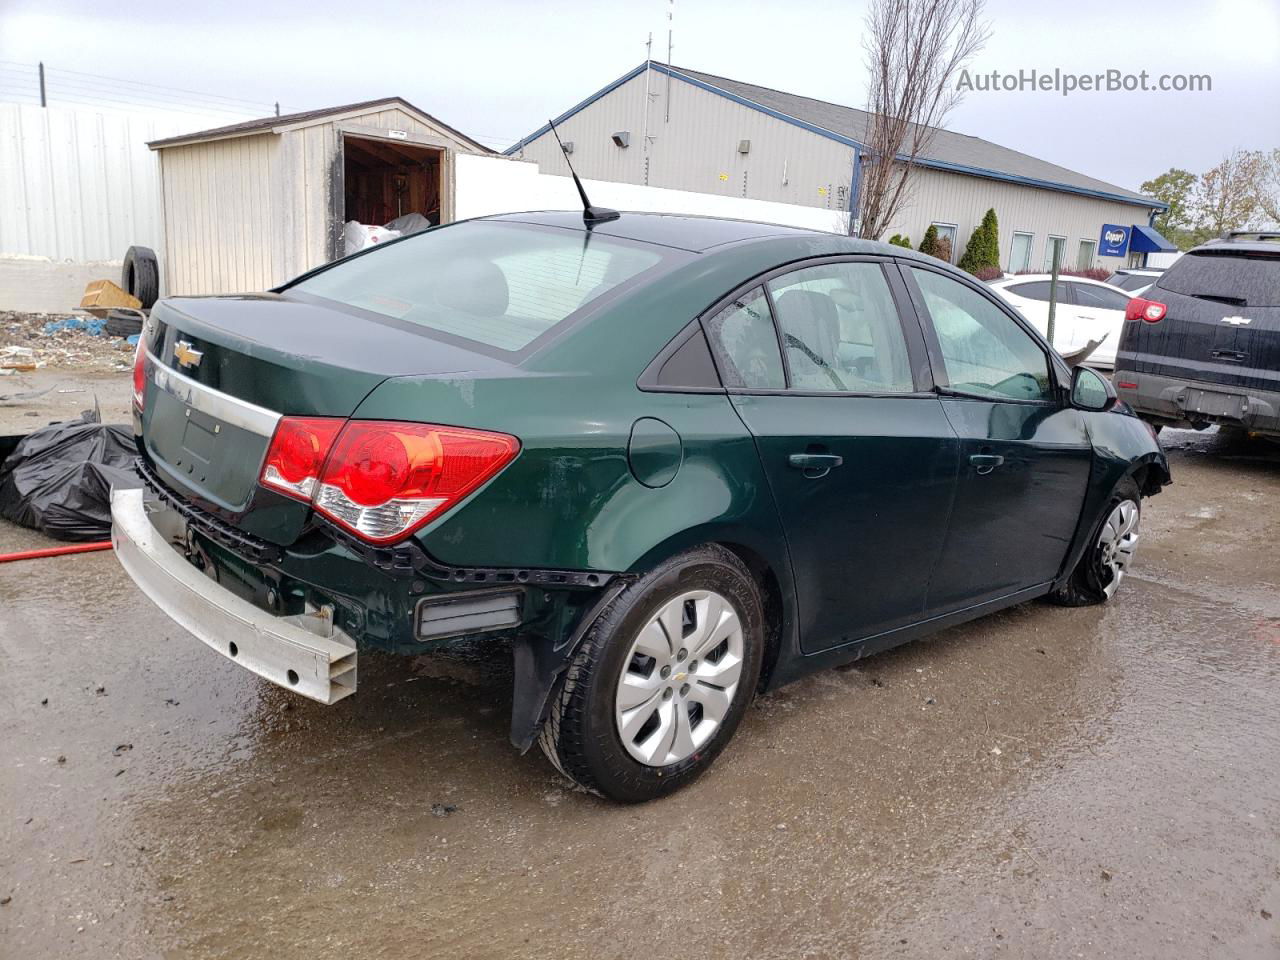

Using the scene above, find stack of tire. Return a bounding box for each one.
[107,246,160,338]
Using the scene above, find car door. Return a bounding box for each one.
[900,264,1093,612]
[1065,281,1131,367]
[701,258,959,652]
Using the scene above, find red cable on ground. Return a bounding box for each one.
[0,541,113,564]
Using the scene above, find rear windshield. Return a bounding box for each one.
[289,221,667,352]
[1155,250,1280,307]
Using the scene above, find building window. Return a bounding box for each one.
[1009,232,1033,272]
[1043,235,1067,272]
[1076,239,1098,270]
[931,222,958,262]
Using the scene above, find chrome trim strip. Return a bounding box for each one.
[147,348,281,437]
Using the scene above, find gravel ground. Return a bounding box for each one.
[1,311,137,374]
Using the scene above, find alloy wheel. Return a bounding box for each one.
[614,589,745,767]
[1097,499,1140,599]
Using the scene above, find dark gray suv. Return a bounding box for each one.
[1114,235,1280,439]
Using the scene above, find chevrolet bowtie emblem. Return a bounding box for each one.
[173,340,203,367]
[1221,315,1253,326]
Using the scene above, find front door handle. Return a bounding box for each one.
[788,453,844,478]
[969,453,1005,475]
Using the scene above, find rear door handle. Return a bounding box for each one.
[788,453,843,478]
[969,453,1005,475]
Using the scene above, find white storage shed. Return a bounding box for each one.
[148,98,492,296]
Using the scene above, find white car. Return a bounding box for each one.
[1107,268,1164,298]
[989,275,1135,368]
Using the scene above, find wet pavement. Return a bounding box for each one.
[1,427,1277,958]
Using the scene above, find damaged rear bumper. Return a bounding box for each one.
[110,487,358,704]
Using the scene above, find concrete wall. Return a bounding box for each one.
[0,256,121,314]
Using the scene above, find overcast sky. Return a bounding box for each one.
[2,0,1277,192]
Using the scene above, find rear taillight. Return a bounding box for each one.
[131,340,148,410]
[1125,297,1167,324]
[259,418,519,544]
[260,417,345,501]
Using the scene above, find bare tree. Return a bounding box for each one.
[1193,149,1264,239]
[1253,148,1280,226]
[855,0,990,240]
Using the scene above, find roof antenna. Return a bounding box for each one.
[547,117,619,227]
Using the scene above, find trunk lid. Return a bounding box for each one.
[140,294,510,544]
[1126,247,1280,393]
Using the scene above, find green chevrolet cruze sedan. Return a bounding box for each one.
[112,211,1169,802]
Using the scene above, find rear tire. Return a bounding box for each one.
[103,309,144,338]
[539,544,764,802]
[122,246,160,309]
[1048,478,1142,607]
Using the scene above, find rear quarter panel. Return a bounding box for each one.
[353,372,789,576]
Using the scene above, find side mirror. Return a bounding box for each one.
[1070,365,1117,412]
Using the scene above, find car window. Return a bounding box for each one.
[910,268,1053,402]
[290,221,666,353]
[1071,283,1131,311]
[1006,280,1054,302]
[1111,273,1155,291]
[1155,250,1280,307]
[766,262,913,393]
[702,286,786,389]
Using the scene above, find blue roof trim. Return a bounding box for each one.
[503,62,860,156]
[654,64,863,148]
[505,63,1167,212]
[503,63,648,155]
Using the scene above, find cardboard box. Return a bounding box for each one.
[80,279,142,312]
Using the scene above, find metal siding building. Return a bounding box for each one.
[508,64,1168,271]
[150,99,491,295]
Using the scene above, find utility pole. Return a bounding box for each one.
[38,62,47,107]
[642,33,653,184]
[664,0,673,122]
[274,102,280,117]
[1046,241,1061,347]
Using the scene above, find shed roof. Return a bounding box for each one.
[148,97,492,153]
[508,63,1164,211]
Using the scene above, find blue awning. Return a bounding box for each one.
[1129,224,1177,253]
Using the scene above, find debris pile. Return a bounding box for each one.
[1,311,136,373]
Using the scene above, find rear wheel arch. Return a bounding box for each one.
[628,528,792,689]
[538,542,767,800]
[716,541,786,690]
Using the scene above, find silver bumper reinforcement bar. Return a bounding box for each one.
[111,487,357,704]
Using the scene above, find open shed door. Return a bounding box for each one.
[336,133,444,259]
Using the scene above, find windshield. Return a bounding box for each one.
[289,220,667,352]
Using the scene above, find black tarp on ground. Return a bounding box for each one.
[0,409,140,541]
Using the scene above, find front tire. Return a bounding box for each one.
[539,545,764,802]
[1049,478,1142,606]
